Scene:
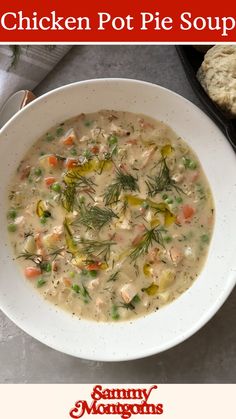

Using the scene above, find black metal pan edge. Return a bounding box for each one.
[176,45,236,151]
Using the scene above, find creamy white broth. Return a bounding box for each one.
[7,110,214,322]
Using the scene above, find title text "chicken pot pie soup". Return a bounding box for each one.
[7,111,214,322]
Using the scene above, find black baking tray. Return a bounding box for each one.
[176,45,236,152]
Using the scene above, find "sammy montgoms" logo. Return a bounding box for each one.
[69,385,163,419]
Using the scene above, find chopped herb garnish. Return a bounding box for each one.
[56,126,64,137]
[108,135,118,146]
[84,120,93,127]
[17,248,64,268]
[103,168,139,205]
[7,209,17,220]
[61,184,76,212]
[146,158,183,196]
[46,133,54,142]
[7,223,17,233]
[75,205,118,230]
[77,238,116,261]
[121,294,140,310]
[129,226,165,261]
[108,271,120,282]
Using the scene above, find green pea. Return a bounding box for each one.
[132,294,141,304]
[41,262,52,273]
[88,270,97,278]
[175,196,183,204]
[72,284,80,294]
[34,168,42,176]
[81,269,88,276]
[7,209,17,220]
[111,304,120,320]
[8,223,17,233]
[201,234,209,243]
[51,183,61,193]
[188,160,197,170]
[37,278,46,288]
[108,135,118,146]
[40,216,47,225]
[183,157,197,170]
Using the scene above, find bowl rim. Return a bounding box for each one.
[0,77,236,361]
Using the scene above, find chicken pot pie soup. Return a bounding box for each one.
[7,110,214,322]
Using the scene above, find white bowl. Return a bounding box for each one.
[0,79,235,361]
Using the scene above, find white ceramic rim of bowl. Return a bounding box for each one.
[0,78,236,362]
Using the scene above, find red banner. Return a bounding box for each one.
[0,0,236,42]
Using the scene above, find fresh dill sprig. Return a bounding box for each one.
[104,168,139,205]
[61,173,96,212]
[17,251,42,266]
[108,270,120,282]
[129,226,165,261]
[77,238,116,261]
[75,205,118,230]
[17,248,64,267]
[64,169,96,191]
[146,158,183,197]
[61,184,76,212]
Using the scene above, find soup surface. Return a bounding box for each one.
[7,110,214,322]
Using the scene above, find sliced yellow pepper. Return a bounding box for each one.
[164,210,176,226]
[63,218,78,256]
[64,159,112,184]
[161,144,174,157]
[143,283,159,296]
[143,263,152,277]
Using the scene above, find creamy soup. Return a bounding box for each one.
[7,110,214,322]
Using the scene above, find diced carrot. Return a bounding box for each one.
[126,139,138,145]
[44,176,56,186]
[65,158,78,169]
[48,155,58,167]
[90,145,100,154]
[62,136,74,146]
[119,163,128,171]
[24,266,42,279]
[182,205,195,219]
[175,214,183,225]
[86,262,100,271]
[63,278,72,287]
[132,233,144,246]
[190,171,199,182]
[136,224,146,232]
